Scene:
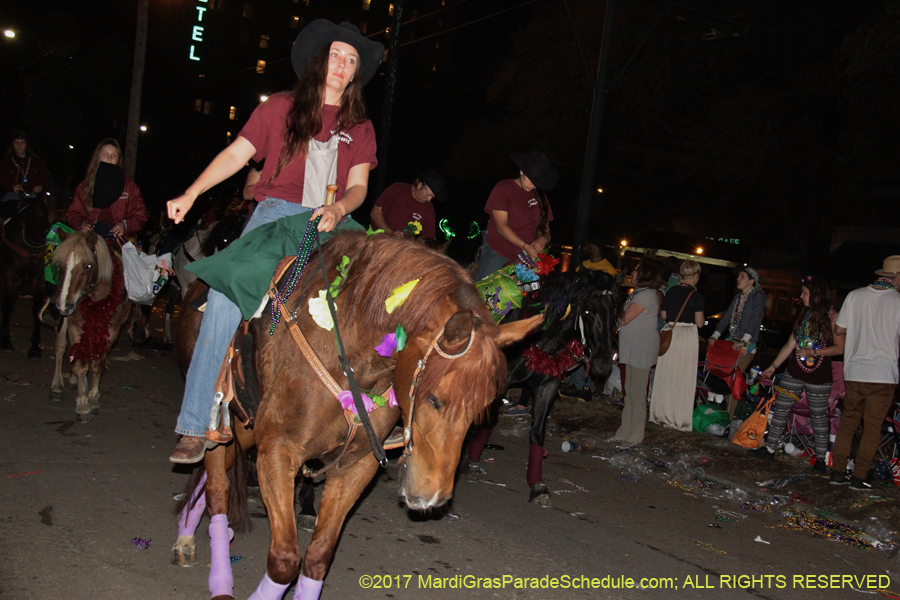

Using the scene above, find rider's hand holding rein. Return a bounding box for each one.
[311,162,369,233]
[167,137,257,225]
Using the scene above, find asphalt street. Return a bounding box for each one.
[1,301,898,600]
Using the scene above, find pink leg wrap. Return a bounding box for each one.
[208,514,233,598]
[248,572,289,600]
[294,575,323,600]
[177,472,207,537]
[467,427,492,461]
[526,443,547,488]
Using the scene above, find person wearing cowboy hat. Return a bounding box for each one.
[1,131,48,219]
[475,150,559,280]
[370,168,447,239]
[830,256,900,490]
[167,20,383,467]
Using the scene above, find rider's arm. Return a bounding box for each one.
[168,136,257,224]
[369,205,392,234]
[119,179,149,236]
[492,210,535,258]
[66,184,90,232]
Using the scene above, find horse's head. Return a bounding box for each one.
[202,210,247,256]
[52,232,114,315]
[575,270,620,386]
[391,292,540,512]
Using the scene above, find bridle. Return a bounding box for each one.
[401,325,475,458]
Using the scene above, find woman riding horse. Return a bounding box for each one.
[167,21,382,465]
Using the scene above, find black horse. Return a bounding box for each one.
[0,191,66,358]
[464,269,620,505]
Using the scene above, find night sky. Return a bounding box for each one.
[2,0,897,272]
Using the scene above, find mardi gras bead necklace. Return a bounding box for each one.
[269,215,321,335]
[870,276,899,291]
[728,290,751,337]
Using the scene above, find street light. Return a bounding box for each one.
[139,125,147,132]
[696,247,704,255]
[4,30,15,38]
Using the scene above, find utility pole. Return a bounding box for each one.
[571,0,617,268]
[124,0,148,179]
[375,0,405,199]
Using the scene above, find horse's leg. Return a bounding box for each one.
[527,376,560,506]
[27,294,42,359]
[50,318,68,399]
[172,471,207,567]
[248,447,302,600]
[87,357,104,414]
[294,458,381,600]
[0,296,13,351]
[205,444,235,600]
[73,359,92,422]
[296,475,317,532]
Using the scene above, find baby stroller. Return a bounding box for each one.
[695,342,747,407]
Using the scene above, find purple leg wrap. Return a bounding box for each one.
[248,572,290,600]
[208,514,233,598]
[294,575,323,600]
[467,427,492,461]
[178,472,207,537]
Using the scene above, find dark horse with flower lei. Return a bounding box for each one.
[170,232,541,600]
[464,268,620,506]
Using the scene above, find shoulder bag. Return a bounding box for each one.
[659,290,694,356]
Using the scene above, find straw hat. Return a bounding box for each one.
[875,256,900,277]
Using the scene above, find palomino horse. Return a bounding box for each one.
[171,232,540,600]
[464,269,620,505]
[0,193,55,358]
[50,232,132,422]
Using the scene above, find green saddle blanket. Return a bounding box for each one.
[187,213,364,320]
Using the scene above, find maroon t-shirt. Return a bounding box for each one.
[484,179,554,260]
[374,182,436,239]
[239,92,377,204]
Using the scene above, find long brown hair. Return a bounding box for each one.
[82,138,123,212]
[270,44,368,182]
[793,276,834,345]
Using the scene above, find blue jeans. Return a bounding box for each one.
[475,241,511,281]
[569,364,595,391]
[175,198,311,436]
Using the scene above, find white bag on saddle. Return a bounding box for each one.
[122,242,172,305]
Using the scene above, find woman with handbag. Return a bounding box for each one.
[748,275,844,472]
[649,260,705,431]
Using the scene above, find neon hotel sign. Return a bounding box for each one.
[189,0,207,61]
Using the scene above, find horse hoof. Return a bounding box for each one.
[297,513,317,532]
[459,461,484,481]
[90,407,100,416]
[75,411,93,423]
[210,595,235,600]
[171,544,198,567]
[528,483,552,507]
[50,390,63,400]
[27,347,42,359]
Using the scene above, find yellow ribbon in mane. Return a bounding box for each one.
[385,279,420,314]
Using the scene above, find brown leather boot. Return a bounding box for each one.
[169,435,214,464]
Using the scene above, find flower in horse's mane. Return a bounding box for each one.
[385,279,419,314]
[404,220,423,236]
[308,289,334,331]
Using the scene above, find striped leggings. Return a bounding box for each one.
[765,372,832,458]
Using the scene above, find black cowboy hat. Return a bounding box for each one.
[415,168,448,203]
[510,151,559,190]
[291,20,384,87]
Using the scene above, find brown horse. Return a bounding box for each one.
[50,232,131,422]
[171,232,540,600]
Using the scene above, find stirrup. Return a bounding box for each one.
[205,391,233,443]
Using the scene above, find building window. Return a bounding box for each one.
[290,15,300,29]
[435,41,439,49]
[259,34,269,49]
[256,59,266,74]
[432,62,437,72]
[361,0,371,11]
[243,4,253,18]
[359,22,367,34]
[382,48,389,62]
[229,106,237,120]
[203,100,213,115]
[389,3,394,15]
[226,131,232,144]
[193,99,203,113]
[208,0,221,8]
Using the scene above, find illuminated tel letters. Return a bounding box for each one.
[189,0,208,61]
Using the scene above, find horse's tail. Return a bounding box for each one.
[174,463,207,518]
[227,433,252,533]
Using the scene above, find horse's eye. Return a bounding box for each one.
[426,394,442,410]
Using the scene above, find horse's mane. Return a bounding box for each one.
[297,233,504,421]
[53,232,114,286]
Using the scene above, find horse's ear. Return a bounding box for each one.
[438,239,451,254]
[438,310,474,354]
[496,313,543,348]
[86,231,99,247]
